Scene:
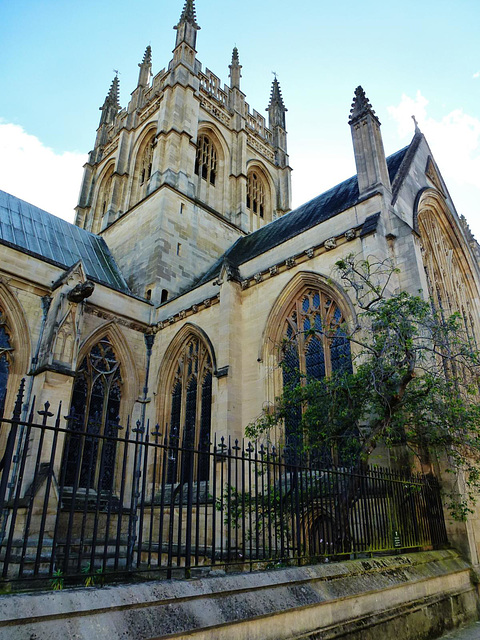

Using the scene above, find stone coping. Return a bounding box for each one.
[0,549,474,640]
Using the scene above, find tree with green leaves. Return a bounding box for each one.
[246,254,480,521]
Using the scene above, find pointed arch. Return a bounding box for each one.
[129,123,157,208]
[416,188,480,335]
[246,160,275,230]
[260,271,355,362]
[194,123,228,214]
[0,281,31,417]
[157,323,216,482]
[91,162,115,233]
[63,322,140,492]
[77,321,140,414]
[52,309,75,365]
[261,272,355,465]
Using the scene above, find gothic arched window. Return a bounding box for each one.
[247,171,266,218]
[166,335,213,483]
[195,135,217,186]
[280,288,352,465]
[0,306,13,419]
[93,166,115,232]
[247,169,271,230]
[419,208,479,345]
[140,137,154,186]
[64,338,122,492]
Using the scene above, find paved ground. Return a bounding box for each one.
[438,621,480,639]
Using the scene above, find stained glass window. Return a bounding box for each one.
[0,307,13,419]
[64,338,122,492]
[281,288,352,465]
[166,336,213,483]
[419,209,479,375]
[195,135,217,186]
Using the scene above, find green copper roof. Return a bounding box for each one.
[0,190,130,293]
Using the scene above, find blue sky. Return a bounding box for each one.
[1,0,479,235]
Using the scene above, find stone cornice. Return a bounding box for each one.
[238,225,361,291]
[156,293,220,330]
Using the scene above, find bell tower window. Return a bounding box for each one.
[139,138,154,186]
[247,169,271,230]
[247,172,265,218]
[195,135,217,186]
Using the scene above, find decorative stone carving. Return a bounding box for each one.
[241,280,249,290]
[52,311,76,364]
[67,280,95,303]
[324,238,337,250]
[285,257,296,268]
[203,299,212,307]
[305,248,314,259]
[246,133,275,163]
[179,310,186,319]
[192,305,198,313]
[269,265,278,276]
[254,273,263,283]
[345,229,356,241]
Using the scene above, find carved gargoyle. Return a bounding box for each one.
[67,280,95,303]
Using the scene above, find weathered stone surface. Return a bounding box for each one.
[0,551,477,640]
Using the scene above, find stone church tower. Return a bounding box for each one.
[74,0,292,304]
[4,0,480,612]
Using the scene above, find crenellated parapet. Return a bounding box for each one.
[74,0,291,302]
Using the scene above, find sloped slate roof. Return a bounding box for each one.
[197,146,410,286]
[0,190,130,293]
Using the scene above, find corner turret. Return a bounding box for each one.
[92,75,121,157]
[138,45,152,88]
[99,75,120,127]
[229,47,242,89]
[174,0,200,51]
[349,86,391,196]
[266,76,288,165]
[267,76,287,129]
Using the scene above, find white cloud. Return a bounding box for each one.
[0,122,87,223]
[473,71,480,79]
[388,92,480,238]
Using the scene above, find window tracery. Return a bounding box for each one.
[0,306,13,419]
[419,210,478,340]
[247,171,265,219]
[280,288,352,465]
[95,167,114,230]
[194,135,217,186]
[139,137,154,186]
[247,169,271,230]
[64,338,122,492]
[166,335,213,483]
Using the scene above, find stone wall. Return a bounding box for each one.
[0,550,477,640]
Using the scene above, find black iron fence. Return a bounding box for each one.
[0,382,448,589]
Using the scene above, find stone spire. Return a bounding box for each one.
[348,86,379,126]
[178,0,199,27]
[138,45,152,87]
[99,75,120,127]
[229,47,242,89]
[267,76,287,129]
[349,86,391,196]
[174,0,200,50]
